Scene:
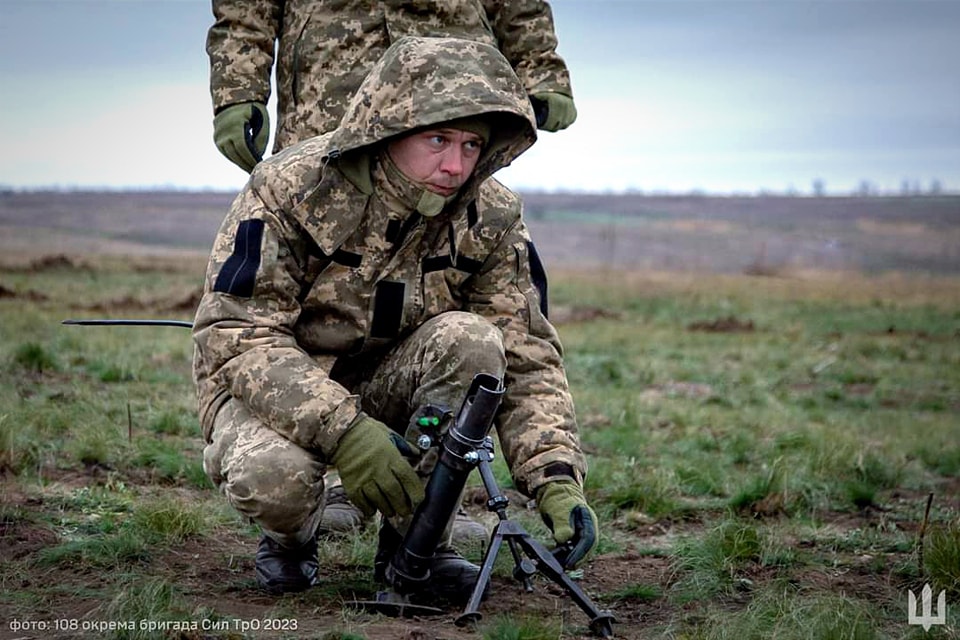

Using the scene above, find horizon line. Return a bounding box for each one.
[3,184,959,199]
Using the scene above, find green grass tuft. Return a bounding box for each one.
[320,632,368,640]
[65,421,127,467]
[481,614,563,640]
[129,496,207,544]
[12,341,59,373]
[102,577,195,640]
[148,408,199,436]
[691,586,878,639]
[606,582,662,603]
[37,530,151,569]
[0,414,50,474]
[925,519,960,598]
[130,437,205,486]
[591,461,682,519]
[672,519,765,599]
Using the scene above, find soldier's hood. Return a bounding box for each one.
[326,36,538,195]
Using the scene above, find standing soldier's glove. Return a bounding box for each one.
[529,92,578,132]
[536,479,598,569]
[213,101,270,173]
[331,414,424,519]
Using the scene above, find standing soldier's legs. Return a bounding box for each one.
[360,311,507,601]
[204,399,326,594]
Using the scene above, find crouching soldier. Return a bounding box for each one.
[192,36,598,602]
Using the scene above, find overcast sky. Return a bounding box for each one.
[2,0,958,195]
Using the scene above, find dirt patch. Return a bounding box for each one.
[74,285,203,316]
[687,315,755,333]
[639,382,715,402]
[29,254,91,272]
[0,518,58,561]
[0,253,93,273]
[792,563,905,603]
[165,287,204,313]
[0,284,49,302]
[0,492,58,560]
[551,305,622,325]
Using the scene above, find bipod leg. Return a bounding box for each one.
[455,520,509,627]
[505,535,537,591]
[459,448,616,636]
[513,531,618,638]
[455,519,616,637]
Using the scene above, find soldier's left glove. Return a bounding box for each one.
[530,92,577,132]
[213,101,270,173]
[331,415,424,519]
[536,479,598,569]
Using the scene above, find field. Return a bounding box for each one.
[1,191,959,639]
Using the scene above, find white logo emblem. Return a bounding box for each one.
[908,583,947,631]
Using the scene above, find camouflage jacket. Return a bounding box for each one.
[193,37,585,497]
[207,0,573,151]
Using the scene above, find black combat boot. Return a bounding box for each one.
[316,483,367,535]
[429,544,488,604]
[255,534,319,594]
[374,522,487,605]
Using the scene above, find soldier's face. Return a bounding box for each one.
[387,128,484,196]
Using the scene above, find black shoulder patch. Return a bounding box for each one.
[370,281,406,338]
[467,200,479,228]
[527,241,548,318]
[214,219,265,297]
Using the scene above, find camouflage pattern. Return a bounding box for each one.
[207,0,573,150]
[193,37,586,517]
[204,397,327,547]
[204,311,503,544]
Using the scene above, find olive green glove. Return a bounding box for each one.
[213,101,270,173]
[530,92,578,132]
[536,479,598,569]
[331,415,424,519]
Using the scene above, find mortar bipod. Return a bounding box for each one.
[454,439,617,637]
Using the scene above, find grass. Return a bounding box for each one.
[101,578,199,640]
[481,614,564,640]
[670,518,767,600]
[686,587,880,640]
[1,251,959,638]
[12,341,60,373]
[925,519,960,598]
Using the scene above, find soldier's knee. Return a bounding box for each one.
[224,444,324,537]
[427,312,506,374]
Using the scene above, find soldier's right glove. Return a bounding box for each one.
[213,101,270,173]
[536,479,598,569]
[331,414,424,519]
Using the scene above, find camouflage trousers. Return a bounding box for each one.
[203,311,507,548]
